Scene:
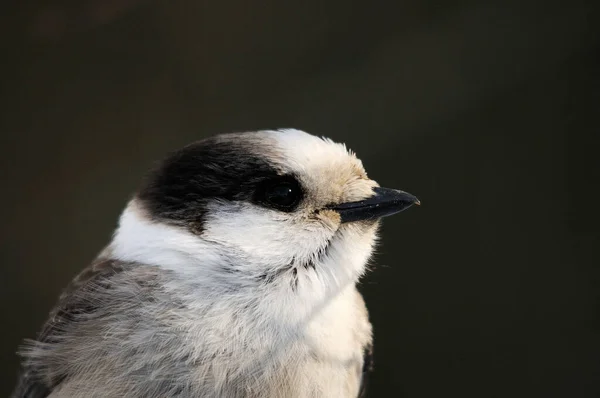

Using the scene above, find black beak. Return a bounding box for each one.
[331,187,420,223]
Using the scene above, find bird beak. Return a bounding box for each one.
[331,187,420,223]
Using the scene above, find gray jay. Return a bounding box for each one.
[13,129,419,398]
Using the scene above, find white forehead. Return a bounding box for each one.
[261,129,367,177]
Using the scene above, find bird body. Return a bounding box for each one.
[13,129,418,397]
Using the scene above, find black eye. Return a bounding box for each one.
[259,177,303,211]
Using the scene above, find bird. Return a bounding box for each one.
[12,128,419,398]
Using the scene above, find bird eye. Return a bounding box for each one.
[260,177,303,211]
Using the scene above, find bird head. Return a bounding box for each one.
[111,129,418,298]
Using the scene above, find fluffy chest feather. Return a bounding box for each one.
[166,276,372,397]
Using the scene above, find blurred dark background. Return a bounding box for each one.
[1,1,599,397]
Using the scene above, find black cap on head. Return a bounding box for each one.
[137,136,283,231]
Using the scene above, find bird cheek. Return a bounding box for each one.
[314,209,341,229]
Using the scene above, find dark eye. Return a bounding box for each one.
[259,177,303,211]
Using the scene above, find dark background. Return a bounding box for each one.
[1,1,599,397]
